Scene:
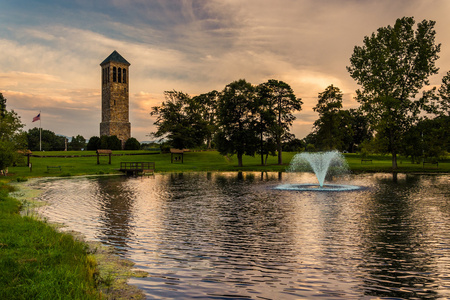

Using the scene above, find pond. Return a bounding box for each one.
[33,172,450,299]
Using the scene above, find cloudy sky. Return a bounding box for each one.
[1,0,450,142]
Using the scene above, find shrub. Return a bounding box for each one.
[124,137,140,150]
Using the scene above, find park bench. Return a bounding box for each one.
[423,161,439,169]
[47,166,62,172]
[361,159,372,164]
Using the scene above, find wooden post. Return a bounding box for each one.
[97,152,100,165]
[109,153,111,164]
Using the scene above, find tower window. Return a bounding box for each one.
[118,68,122,83]
[123,69,127,83]
[102,68,105,84]
[113,67,117,82]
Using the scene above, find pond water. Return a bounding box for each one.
[33,172,450,299]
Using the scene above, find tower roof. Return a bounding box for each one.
[100,50,130,66]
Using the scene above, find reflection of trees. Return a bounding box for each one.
[158,172,298,287]
[95,176,136,253]
[358,175,439,299]
[212,172,297,277]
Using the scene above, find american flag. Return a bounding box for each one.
[32,113,40,122]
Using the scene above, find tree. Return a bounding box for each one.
[69,135,86,151]
[0,93,6,117]
[191,91,219,149]
[100,135,121,150]
[257,79,302,164]
[124,137,141,150]
[255,83,277,165]
[438,70,450,116]
[215,79,259,167]
[150,91,209,149]
[345,109,373,153]
[283,137,305,152]
[347,17,441,169]
[27,128,65,151]
[87,136,101,150]
[312,85,344,150]
[0,93,26,170]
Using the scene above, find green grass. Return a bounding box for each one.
[6,150,450,179]
[344,153,450,173]
[0,185,102,300]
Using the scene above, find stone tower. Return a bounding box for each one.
[100,50,131,148]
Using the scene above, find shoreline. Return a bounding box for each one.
[10,178,148,299]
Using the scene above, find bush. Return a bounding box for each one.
[87,136,101,150]
[124,137,140,150]
[100,136,121,150]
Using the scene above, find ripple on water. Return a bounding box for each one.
[33,173,450,299]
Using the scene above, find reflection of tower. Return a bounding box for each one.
[100,50,131,148]
[96,176,134,253]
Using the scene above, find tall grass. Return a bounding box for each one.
[0,185,102,299]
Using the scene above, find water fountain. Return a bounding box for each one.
[275,151,361,191]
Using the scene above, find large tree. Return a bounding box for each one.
[255,84,277,165]
[0,93,26,170]
[69,135,86,151]
[191,90,219,149]
[347,17,441,169]
[312,84,344,150]
[27,128,65,151]
[438,70,450,116]
[215,79,259,167]
[150,91,209,149]
[257,79,302,164]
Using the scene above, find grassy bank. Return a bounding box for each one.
[0,183,101,299]
[6,150,450,179]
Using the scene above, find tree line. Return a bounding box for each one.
[151,16,450,169]
[150,79,303,167]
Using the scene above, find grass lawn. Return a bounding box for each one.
[5,150,450,179]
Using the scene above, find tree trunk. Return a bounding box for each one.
[260,130,264,165]
[392,151,398,169]
[238,153,243,167]
[277,105,283,165]
[390,130,398,169]
[277,141,282,165]
[207,137,212,149]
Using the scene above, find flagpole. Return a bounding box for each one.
[39,110,42,152]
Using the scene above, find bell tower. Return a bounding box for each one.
[100,50,131,148]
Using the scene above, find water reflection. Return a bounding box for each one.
[95,177,136,253]
[33,173,450,299]
[359,174,448,299]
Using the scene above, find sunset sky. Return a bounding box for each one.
[1,0,450,142]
